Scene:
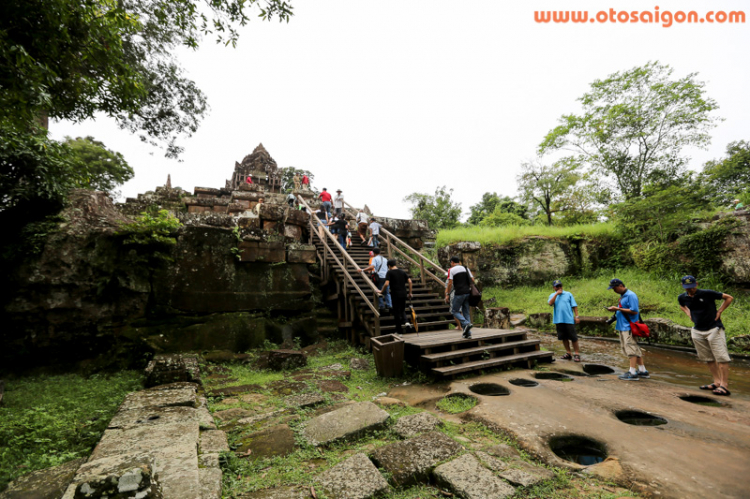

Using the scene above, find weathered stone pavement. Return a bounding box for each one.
[434,453,516,499]
[301,401,389,446]
[316,453,390,499]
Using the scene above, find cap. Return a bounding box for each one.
[681,275,697,289]
[336,189,342,192]
[607,278,624,290]
[369,251,374,256]
[552,280,562,287]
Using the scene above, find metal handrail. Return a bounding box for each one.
[344,201,447,287]
[297,195,381,318]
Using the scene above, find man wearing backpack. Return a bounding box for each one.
[358,248,391,312]
[607,278,650,381]
[445,256,475,338]
[678,275,734,396]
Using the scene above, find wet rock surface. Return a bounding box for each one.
[433,453,516,499]
[0,457,86,499]
[316,453,390,499]
[301,402,389,446]
[370,431,463,487]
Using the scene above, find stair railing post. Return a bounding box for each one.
[386,234,393,259]
[419,259,426,285]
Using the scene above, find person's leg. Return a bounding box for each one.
[706,361,721,386]
[571,340,580,356]
[718,362,730,389]
[373,235,379,248]
[383,284,392,309]
[462,298,471,326]
[562,339,572,355]
[452,294,470,328]
[692,328,718,386]
[392,296,406,335]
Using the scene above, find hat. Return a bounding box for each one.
[336,189,342,193]
[681,275,697,289]
[369,251,374,256]
[607,278,624,290]
[552,280,562,287]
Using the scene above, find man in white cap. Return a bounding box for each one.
[334,189,345,216]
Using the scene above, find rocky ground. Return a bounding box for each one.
[201,342,639,499]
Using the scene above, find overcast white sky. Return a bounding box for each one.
[50,0,750,220]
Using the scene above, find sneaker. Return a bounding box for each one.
[637,370,650,379]
[462,323,473,338]
[618,372,640,381]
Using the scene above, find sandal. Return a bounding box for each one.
[573,354,581,362]
[560,353,573,360]
[712,386,731,396]
[700,383,718,391]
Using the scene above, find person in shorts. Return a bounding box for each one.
[607,278,650,381]
[678,275,734,396]
[548,280,581,362]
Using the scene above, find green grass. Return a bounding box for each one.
[480,267,750,343]
[435,393,478,414]
[0,371,143,491]
[436,223,617,247]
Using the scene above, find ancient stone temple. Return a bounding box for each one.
[225,143,282,192]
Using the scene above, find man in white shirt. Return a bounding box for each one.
[368,217,382,248]
[356,209,369,245]
[333,190,345,216]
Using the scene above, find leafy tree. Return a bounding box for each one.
[517,158,580,226]
[480,209,530,227]
[468,192,527,225]
[0,0,294,157]
[404,186,462,230]
[64,136,134,193]
[540,62,720,200]
[281,167,315,194]
[614,172,710,243]
[700,140,750,206]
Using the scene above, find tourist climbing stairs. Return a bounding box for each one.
[297,195,553,377]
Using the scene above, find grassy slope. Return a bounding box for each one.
[0,371,143,491]
[436,223,617,247]
[481,268,750,341]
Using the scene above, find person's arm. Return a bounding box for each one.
[680,305,692,320]
[407,277,413,298]
[358,264,375,274]
[548,289,562,306]
[573,306,580,324]
[445,279,453,303]
[379,280,389,294]
[716,293,734,321]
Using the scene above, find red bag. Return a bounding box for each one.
[619,300,650,338]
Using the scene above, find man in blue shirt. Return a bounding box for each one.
[607,278,650,381]
[548,280,581,362]
[678,275,734,396]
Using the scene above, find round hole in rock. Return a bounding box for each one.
[509,378,539,387]
[469,383,510,396]
[549,435,608,466]
[534,372,574,381]
[583,364,616,375]
[436,393,478,414]
[678,395,723,407]
[555,369,589,377]
[615,410,667,426]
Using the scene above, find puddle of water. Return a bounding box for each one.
[549,435,608,466]
[538,334,750,398]
[469,383,510,396]
[615,410,668,426]
[509,378,539,387]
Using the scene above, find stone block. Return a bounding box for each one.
[235,487,309,498]
[198,453,220,468]
[287,246,316,264]
[285,210,310,227]
[228,203,245,213]
[316,453,390,499]
[510,314,527,327]
[199,430,229,454]
[235,424,296,460]
[577,316,613,336]
[212,408,256,423]
[528,313,551,328]
[474,451,508,472]
[284,393,326,409]
[729,334,750,351]
[301,402,389,446]
[235,199,251,209]
[484,307,511,329]
[238,183,262,192]
[268,350,307,371]
[188,205,209,213]
[349,358,370,370]
[369,431,463,487]
[238,241,286,263]
[68,454,164,499]
[0,457,85,499]
[259,204,285,221]
[392,411,443,439]
[499,468,545,488]
[144,353,201,388]
[263,221,280,232]
[108,406,202,430]
[433,454,516,499]
[238,216,261,229]
[208,384,262,398]
[212,205,227,213]
[198,468,222,499]
[284,224,302,241]
[119,385,198,412]
[194,187,222,197]
[231,191,264,201]
[90,423,199,462]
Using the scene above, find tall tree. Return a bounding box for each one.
[517,158,580,226]
[468,192,526,225]
[539,62,720,200]
[64,136,134,193]
[0,0,294,157]
[404,186,462,230]
[700,140,750,205]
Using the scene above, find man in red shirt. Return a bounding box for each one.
[301,174,310,190]
[245,175,253,184]
[319,188,332,217]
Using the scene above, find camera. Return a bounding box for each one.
[605,313,617,325]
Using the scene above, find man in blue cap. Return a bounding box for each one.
[607,278,649,380]
[548,279,581,361]
[678,275,734,396]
